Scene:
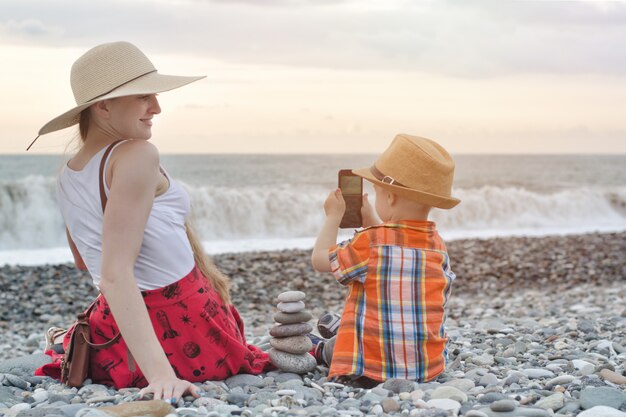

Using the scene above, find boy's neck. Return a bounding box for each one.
[388,205,431,222]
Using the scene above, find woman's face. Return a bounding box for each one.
[105,94,161,140]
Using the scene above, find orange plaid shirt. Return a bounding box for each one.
[328,220,455,382]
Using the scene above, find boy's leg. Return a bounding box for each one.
[308,335,336,367]
[321,335,335,366]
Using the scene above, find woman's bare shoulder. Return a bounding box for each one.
[110,140,160,167]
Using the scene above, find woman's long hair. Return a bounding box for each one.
[78,110,232,304]
[185,222,231,304]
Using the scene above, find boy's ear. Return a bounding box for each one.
[386,189,397,206]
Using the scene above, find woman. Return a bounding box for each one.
[32,41,271,402]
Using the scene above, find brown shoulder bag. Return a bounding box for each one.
[60,141,123,387]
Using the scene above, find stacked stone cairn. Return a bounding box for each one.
[268,291,317,374]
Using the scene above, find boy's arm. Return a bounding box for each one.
[361,193,380,227]
[311,189,345,272]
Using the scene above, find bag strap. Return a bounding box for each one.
[76,140,124,350]
[77,299,121,349]
[98,140,124,213]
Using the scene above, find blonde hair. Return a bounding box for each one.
[78,110,232,304]
[185,223,231,304]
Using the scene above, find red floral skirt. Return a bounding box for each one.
[35,265,272,388]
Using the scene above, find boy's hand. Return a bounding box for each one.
[361,193,380,227]
[324,189,346,219]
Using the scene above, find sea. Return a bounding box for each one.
[1,154,625,266]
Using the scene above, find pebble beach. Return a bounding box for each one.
[0,232,625,417]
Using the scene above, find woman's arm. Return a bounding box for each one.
[66,228,87,270]
[98,140,199,402]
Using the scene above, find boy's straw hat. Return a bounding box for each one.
[29,41,205,149]
[352,134,460,209]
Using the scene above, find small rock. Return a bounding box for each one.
[269,323,313,338]
[465,411,489,417]
[75,410,111,417]
[600,369,626,385]
[4,375,30,390]
[576,406,626,417]
[425,399,461,415]
[10,403,31,413]
[276,291,306,303]
[489,399,516,412]
[269,335,313,354]
[534,393,564,410]
[277,301,305,313]
[573,359,595,375]
[471,353,494,366]
[381,397,400,413]
[478,373,499,387]
[546,375,575,387]
[99,400,173,417]
[85,396,118,405]
[430,386,468,403]
[273,311,313,324]
[580,386,626,410]
[522,369,554,379]
[0,354,52,377]
[268,349,316,374]
[225,374,264,388]
[382,379,415,394]
[443,379,475,392]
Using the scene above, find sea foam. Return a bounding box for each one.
[1,176,625,265]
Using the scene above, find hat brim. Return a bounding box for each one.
[38,72,205,135]
[352,167,461,209]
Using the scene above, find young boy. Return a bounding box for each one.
[311,134,460,386]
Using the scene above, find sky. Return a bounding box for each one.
[1,0,626,154]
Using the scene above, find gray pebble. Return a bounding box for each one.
[277,301,305,313]
[273,310,313,324]
[269,335,313,355]
[268,349,316,374]
[4,374,30,390]
[580,386,626,410]
[381,397,400,413]
[577,406,626,417]
[382,378,415,394]
[478,393,507,404]
[225,374,264,389]
[276,291,306,303]
[522,369,555,379]
[269,323,313,338]
[490,399,516,412]
[465,411,490,417]
[478,373,499,387]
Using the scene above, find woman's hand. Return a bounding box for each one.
[361,193,380,227]
[139,375,202,403]
[324,189,346,219]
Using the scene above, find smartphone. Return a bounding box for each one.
[338,169,363,228]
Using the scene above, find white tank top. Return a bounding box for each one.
[57,141,196,290]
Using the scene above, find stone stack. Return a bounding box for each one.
[268,291,317,374]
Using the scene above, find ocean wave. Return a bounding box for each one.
[1,176,625,251]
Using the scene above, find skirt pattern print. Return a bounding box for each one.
[37,265,272,389]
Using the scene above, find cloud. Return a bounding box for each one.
[0,18,63,39]
[191,0,352,6]
[1,0,626,77]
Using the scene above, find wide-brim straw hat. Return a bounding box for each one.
[352,134,461,209]
[29,41,205,149]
